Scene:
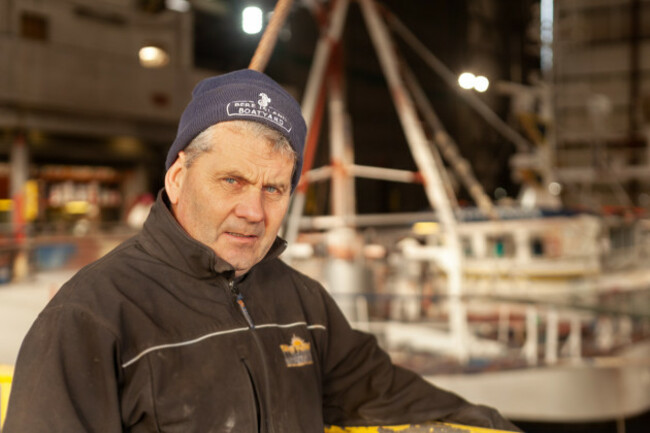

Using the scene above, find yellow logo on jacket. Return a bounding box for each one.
[280,335,313,367]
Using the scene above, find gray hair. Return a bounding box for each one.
[183,120,297,171]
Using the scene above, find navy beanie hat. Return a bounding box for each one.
[166,69,307,192]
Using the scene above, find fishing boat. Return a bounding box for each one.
[279,0,650,427]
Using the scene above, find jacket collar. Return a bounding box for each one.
[137,189,287,280]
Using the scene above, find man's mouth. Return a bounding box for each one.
[227,232,257,238]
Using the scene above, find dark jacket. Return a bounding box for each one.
[4,191,520,432]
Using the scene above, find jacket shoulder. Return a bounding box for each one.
[45,236,146,307]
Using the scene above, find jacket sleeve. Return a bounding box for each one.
[3,304,123,433]
[318,290,521,432]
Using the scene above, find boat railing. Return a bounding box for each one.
[328,289,650,369]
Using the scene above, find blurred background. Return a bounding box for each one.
[0,1,650,432]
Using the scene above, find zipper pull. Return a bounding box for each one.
[230,281,255,329]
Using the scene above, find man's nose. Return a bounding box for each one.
[234,188,265,222]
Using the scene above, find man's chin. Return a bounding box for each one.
[221,254,256,275]
[216,240,272,275]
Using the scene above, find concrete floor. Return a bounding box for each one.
[0,270,76,365]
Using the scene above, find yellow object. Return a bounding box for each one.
[0,365,13,430]
[325,422,513,433]
[63,200,90,215]
[24,180,39,221]
[412,221,439,236]
[0,200,12,213]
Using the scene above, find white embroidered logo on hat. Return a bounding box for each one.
[258,93,271,108]
[226,98,293,133]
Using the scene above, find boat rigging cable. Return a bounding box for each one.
[383,8,534,154]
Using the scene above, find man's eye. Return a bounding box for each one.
[264,186,278,194]
[224,177,237,184]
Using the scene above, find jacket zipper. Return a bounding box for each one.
[229,280,276,433]
[230,280,255,328]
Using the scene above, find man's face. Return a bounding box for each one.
[166,123,294,276]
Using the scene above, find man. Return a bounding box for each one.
[4,69,520,432]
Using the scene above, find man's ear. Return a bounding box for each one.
[165,151,187,205]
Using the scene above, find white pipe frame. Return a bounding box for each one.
[283,0,351,247]
[358,0,468,362]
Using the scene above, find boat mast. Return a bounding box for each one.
[358,0,468,361]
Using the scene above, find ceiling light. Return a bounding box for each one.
[242,6,263,35]
[474,75,489,92]
[165,0,190,13]
[138,45,169,68]
[458,72,476,90]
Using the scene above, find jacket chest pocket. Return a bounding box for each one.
[241,358,262,432]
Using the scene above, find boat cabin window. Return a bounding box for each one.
[531,237,545,256]
[461,237,473,257]
[487,235,515,258]
[609,225,635,250]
